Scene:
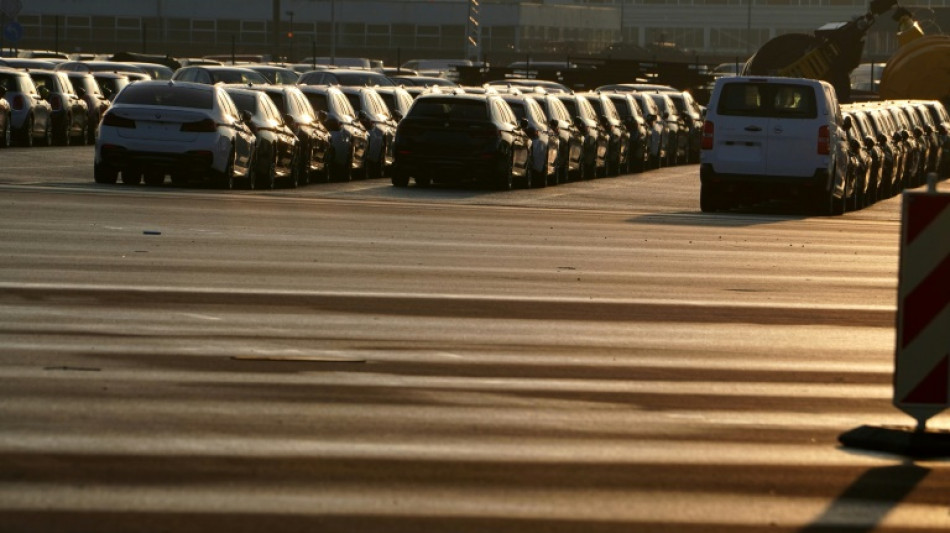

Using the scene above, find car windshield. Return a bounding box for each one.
[410,98,487,121]
[114,84,213,109]
[210,70,268,85]
[335,72,395,87]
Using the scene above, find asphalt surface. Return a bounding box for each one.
[1,145,948,532]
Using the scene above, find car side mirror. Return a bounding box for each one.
[38,86,51,100]
[284,113,296,126]
[863,136,875,150]
[848,138,860,152]
[842,115,853,130]
[241,109,253,124]
[519,117,529,130]
[548,118,559,130]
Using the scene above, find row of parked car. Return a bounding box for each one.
[839,99,950,210]
[1,56,706,190]
[390,83,703,189]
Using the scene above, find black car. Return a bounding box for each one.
[392,91,530,190]
[28,69,89,146]
[64,71,111,144]
[603,91,651,173]
[648,92,688,166]
[553,93,608,179]
[499,90,559,188]
[222,86,300,189]
[339,86,399,179]
[582,92,630,177]
[525,91,584,182]
[172,66,269,86]
[297,68,394,88]
[253,85,332,184]
[666,91,704,163]
[297,85,370,181]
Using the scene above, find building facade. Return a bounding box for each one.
[10,0,946,65]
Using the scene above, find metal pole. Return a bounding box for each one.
[330,0,336,64]
[746,0,752,56]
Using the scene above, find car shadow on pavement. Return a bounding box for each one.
[629,209,811,228]
[799,460,930,532]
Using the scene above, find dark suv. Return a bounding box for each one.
[392,91,530,190]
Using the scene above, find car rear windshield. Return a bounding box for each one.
[115,84,213,109]
[335,73,395,87]
[409,98,488,121]
[717,82,818,118]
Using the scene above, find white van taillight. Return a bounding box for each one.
[701,121,714,150]
[817,125,830,155]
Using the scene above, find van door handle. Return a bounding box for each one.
[745,126,762,132]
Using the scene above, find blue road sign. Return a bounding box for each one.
[3,21,22,43]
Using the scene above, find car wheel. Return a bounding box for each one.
[55,118,71,146]
[259,155,277,190]
[121,169,142,185]
[40,119,53,147]
[329,147,353,182]
[86,121,97,145]
[144,170,165,186]
[391,170,410,187]
[0,114,10,148]
[72,122,87,146]
[17,117,33,147]
[93,162,118,184]
[216,150,237,190]
[700,183,723,213]
[495,151,514,191]
[287,150,300,189]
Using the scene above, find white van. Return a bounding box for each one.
[699,76,849,214]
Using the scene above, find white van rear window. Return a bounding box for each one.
[717,82,817,119]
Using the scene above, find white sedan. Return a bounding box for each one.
[94,80,255,188]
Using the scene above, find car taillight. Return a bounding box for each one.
[12,95,24,110]
[180,118,217,132]
[701,121,714,150]
[51,95,62,111]
[817,125,830,155]
[102,112,136,129]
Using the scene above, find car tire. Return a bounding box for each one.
[17,117,33,147]
[144,170,165,186]
[121,170,142,185]
[39,119,53,147]
[86,121,97,145]
[55,117,71,146]
[260,155,277,190]
[700,183,725,213]
[391,170,410,187]
[93,162,118,184]
[495,151,514,191]
[72,122,87,146]
[215,150,236,190]
[0,114,10,148]
[330,147,353,183]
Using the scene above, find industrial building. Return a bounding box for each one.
[9,0,947,65]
